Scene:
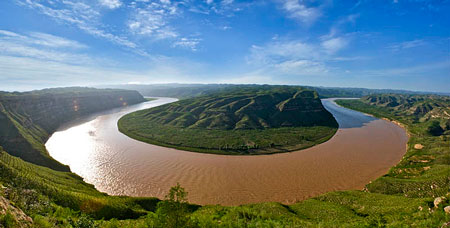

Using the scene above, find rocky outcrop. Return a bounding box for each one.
[0,195,32,227]
[434,197,444,208]
[0,87,145,171]
[445,206,450,214]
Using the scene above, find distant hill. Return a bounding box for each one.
[359,94,450,135]
[0,87,145,171]
[118,86,338,155]
[102,83,449,99]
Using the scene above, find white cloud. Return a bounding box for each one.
[248,40,318,65]
[0,53,207,91]
[99,0,122,9]
[275,59,327,74]
[172,38,202,51]
[188,0,247,16]
[128,4,178,39]
[0,30,92,64]
[16,0,141,53]
[248,40,328,77]
[387,39,426,51]
[0,29,208,90]
[321,37,348,54]
[0,55,136,91]
[0,30,24,38]
[28,32,88,49]
[222,0,234,5]
[128,5,179,40]
[247,34,355,78]
[277,0,322,25]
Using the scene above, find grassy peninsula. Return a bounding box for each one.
[118,86,338,155]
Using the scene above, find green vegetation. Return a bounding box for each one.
[0,149,161,220]
[0,87,145,171]
[149,183,195,228]
[119,86,338,155]
[336,94,450,199]
[0,211,17,228]
[2,147,446,227]
[0,89,449,227]
[111,83,449,99]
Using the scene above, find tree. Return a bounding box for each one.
[427,120,443,136]
[153,183,191,228]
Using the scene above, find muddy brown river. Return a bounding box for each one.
[46,98,408,206]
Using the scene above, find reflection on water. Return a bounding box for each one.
[46,98,408,205]
[322,99,377,129]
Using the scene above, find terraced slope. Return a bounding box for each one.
[337,95,450,200]
[360,94,450,132]
[119,86,338,155]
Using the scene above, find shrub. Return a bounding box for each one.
[428,120,444,136]
[0,211,17,228]
[151,183,193,228]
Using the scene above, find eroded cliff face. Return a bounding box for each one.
[0,88,145,171]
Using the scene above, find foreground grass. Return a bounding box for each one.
[0,149,161,221]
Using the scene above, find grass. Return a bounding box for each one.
[0,149,161,220]
[0,91,449,227]
[119,86,338,155]
[0,211,17,228]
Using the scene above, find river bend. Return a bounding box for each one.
[46,98,407,205]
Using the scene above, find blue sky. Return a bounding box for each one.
[0,0,449,92]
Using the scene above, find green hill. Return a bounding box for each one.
[0,87,145,171]
[0,89,449,227]
[108,83,448,99]
[118,86,338,155]
[360,94,450,133]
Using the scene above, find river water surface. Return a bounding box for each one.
[46,98,407,205]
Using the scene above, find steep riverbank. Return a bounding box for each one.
[0,87,145,171]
